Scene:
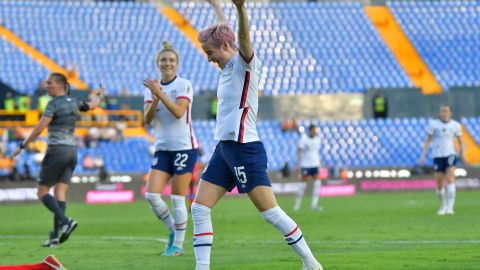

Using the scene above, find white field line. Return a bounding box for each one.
[0,235,479,245]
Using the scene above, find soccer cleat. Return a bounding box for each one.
[161,245,184,256]
[311,206,324,211]
[301,262,323,270]
[42,237,59,248]
[59,218,78,243]
[446,209,455,215]
[437,206,447,216]
[164,232,175,252]
[293,205,301,211]
[43,254,67,270]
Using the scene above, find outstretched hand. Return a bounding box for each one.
[95,84,106,98]
[90,84,106,105]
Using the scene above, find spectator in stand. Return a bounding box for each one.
[372,93,388,119]
[17,95,31,113]
[4,92,15,112]
[84,127,100,148]
[0,150,15,181]
[101,126,118,141]
[115,116,128,141]
[82,154,95,171]
[281,118,299,132]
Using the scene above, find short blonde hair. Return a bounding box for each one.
[156,41,179,68]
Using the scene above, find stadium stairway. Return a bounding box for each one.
[0,25,88,90]
[364,6,442,94]
[158,5,203,52]
[461,126,480,165]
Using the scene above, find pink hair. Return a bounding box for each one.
[198,23,236,49]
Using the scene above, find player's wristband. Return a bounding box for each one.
[19,143,26,149]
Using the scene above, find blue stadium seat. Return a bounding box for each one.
[0,1,218,95]
[388,1,480,91]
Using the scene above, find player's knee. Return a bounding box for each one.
[145,192,164,207]
[171,195,186,208]
[261,205,283,225]
[191,202,211,223]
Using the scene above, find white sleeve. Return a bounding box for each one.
[426,121,435,135]
[144,89,153,104]
[455,122,462,137]
[176,80,194,103]
[298,136,306,150]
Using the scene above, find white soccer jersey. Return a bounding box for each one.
[214,53,261,143]
[298,134,321,168]
[426,119,462,158]
[144,76,198,151]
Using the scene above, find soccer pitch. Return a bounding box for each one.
[1,191,479,269]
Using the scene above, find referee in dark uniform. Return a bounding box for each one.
[12,72,105,247]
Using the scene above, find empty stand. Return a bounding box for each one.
[389,1,480,90]
[0,38,49,93]
[0,0,218,95]
[176,2,412,94]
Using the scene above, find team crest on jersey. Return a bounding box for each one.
[152,157,158,166]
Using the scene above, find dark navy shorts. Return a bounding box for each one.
[301,167,319,178]
[433,155,458,173]
[151,149,197,175]
[201,141,271,193]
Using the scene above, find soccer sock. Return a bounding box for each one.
[294,182,307,209]
[447,183,456,211]
[262,206,318,267]
[436,188,447,208]
[171,195,188,249]
[52,201,66,239]
[145,192,175,233]
[311,180,321,209]
[191,202,213,270]
[40,194,68,225]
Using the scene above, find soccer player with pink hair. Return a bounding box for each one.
[190,1,323,269]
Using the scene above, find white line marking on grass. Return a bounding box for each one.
[1,235,479,245]
[234,239,480,245]
[0,235,167,243]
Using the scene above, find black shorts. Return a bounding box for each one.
[433,155,458,173]
[39,145,77,186]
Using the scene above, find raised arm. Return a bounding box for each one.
[86,86,105,109]
[207,0,227,23]
[232,0,253,60]
[78,86,106,112]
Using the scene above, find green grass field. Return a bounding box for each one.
[1,191,480,269]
